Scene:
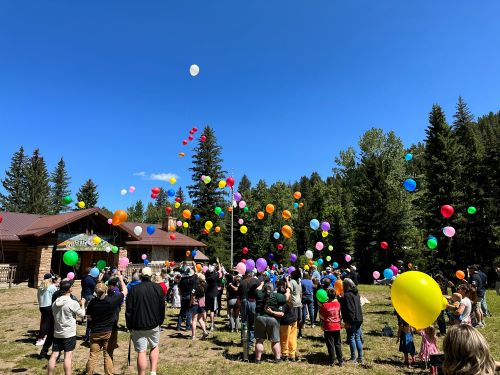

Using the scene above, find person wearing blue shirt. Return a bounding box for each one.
[310,265,321,281]
[301,273,315,327]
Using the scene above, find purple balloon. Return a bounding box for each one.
[290,253,297,262]
[256,258,268,272]
[234,192,242,202]
[288,266,296,274]
[321,221,330,232]
[390,264,399,276]
[246,259,255,272]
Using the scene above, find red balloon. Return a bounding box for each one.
[440,205,454,219]
[151,193,158,199]
[188,135,194,141]
[226,177,235,188]
[242,247,249,254]
[241,259,246,263]
[151,187,161,194]
[0,215,3,224]
[182,140,188,145]
[277,244,284,250]
[189,130,194,135]
[175,197,182,203]
[170,261,175,267]
[165,207,172,214]
[380,241,389,250]
[201,135,207,142]
[169,234,176,240]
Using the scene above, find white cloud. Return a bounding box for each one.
[150,173,179,182]
[133,171,146,177]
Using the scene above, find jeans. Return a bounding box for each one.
[240,299,255,347]
[437,310,446,335]
[177,297,192,330]
[228,298,240,331]
[39,306,52,339]
[83,295,94,341]
[302,298,315,326]
[85,331,117,375]
[324,330,343,365]
[346,323,363,361]
[480,295,489,316]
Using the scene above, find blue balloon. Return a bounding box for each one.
[332,262,339,269]
[405,153,413,161]
[194,214,200,221]
[146,225,156,235]
[219,212,225,218]
[268,252,275,260]
[310,219,320,230]
[167,189,175,197]
[293,202,299,209]
[273,232,280,240]
[403,178,417,192]
[317,258,323,265]
[143,259,149,265]
[383,268,394,279]
[191,250,197,256]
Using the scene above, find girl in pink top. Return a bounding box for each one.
[419,326,439,374]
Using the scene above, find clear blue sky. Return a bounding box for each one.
[1,1,499,211]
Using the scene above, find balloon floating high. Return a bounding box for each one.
[77,201,85,209]
[405,153,413,161]
[309,219,320,231]
[426,237,438,250]
[293,191,302,199]
[305,250,314,259]
[112,210,128,226]
[290,253,297,262]
[62,196,73,205]
[440,205,454,219]
[257,211,265,220]
[146,225,156,235]
[443,226,456,238]
[226,176,235,188]
[242,247,249,255]
[467,206,477,214]
[380,241,389,250]
[189,64,200,76]
[321,222,330,232]
[383,268,394,279]
[256,258,267,273]
[403,178,417,192]
[281,225,293,239]
[120,189,127,196]
[134,226,143,236]
[265,204,275,214]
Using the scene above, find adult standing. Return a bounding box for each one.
[48,280,86,375]
[301,272,315,327]
[205,258,222,330]
[288,270,302,350]
[226,273,240,332]
[125,267,165,375]
[468,266,485,328]
[176,267,196,331]
[82,267,101,343]
[339,278,363,364]
[85,273,127,375]
[348,266,359,285]
[37,273,58,346]
[476,265,490,317]
[434,273,449,335]
[238,270,259,348]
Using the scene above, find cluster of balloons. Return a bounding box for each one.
[182,126,199,146]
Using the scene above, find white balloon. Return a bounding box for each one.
[105,246,111,253]
[120,189,127,196]
[305,249,314,259]
[134,226,143,236]
[189,64,200,77]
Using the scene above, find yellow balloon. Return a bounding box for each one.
[218,180,226,189]
[304,265,310,271]
[183,222,189,228]
[322,231,329,238]
[240,225,248,234]
[169,177,177,185]
[391,271,443,330]
[174,202,181,208]
[78,201,85,209]
[93,236,101,245]
[205,221,213,230]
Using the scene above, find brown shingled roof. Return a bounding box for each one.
[123,222,207,248]
[0,211,44,241]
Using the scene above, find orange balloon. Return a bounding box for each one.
[228,207,233,213]
[196,264,202,272]
[215,226,221,233]
[112,210,128,226]
[164,260,171,268]
[257,211,265,220]
[168,225,176,232]
[266,204,275,214]
[186,250,191,257]
[299,202,304,208]
[455,270,465,280]
[308,260,314,266]
[281,225,293,239]
[293,191,302,200]
[282,210,292,220]
[334,279,344,295]
[182,209,191,219]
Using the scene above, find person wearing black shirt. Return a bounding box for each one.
[85,273,127,375]
[468,266,485,328]
[226,273,240,332]
[477,266,491,317]
[238,271,259,348]
[176,268,196,331]
[205,258,222,330]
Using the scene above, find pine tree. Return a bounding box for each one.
[49,157,71,214]
[176,187,185,202]
[155,188,169,209]
[144,202,160,224]
[0,146,28,212]
[237,175,252,196]
[24,149,51,214]
[76,179,99,208]
[127,200,145,223]
[187,126,227,253]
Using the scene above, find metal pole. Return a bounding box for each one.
[230,187,234,268]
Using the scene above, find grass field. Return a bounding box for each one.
[0,284,498,374]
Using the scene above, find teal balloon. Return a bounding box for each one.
[317,258,324,265]
[273,232,280,240]
[310,219,320,230]
[405,153,413,161]
[383,268,394,279]
[332,262,339,268]
[63,250,79,266]
[293,202,299,209]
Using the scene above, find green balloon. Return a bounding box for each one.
[467,206,477,215]
[427,238,438,250]
[62,196,73,205]
[316,289,328,303]
[111,246,119,254]
[243,207,249,213]
[63,250,79,266]
[96,260,106,271]
[214,207,222,215]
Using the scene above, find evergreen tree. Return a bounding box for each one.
[176,187,185,202]
[127,200,145,223]
[144,202,160,224]
[49,157,71,214]
[237,175,252,196]
[24,149,51,214]
[0,146,28,212]
[155,188,169,209]
[76,179,99,208]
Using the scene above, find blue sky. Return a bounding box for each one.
[1,1,499,211]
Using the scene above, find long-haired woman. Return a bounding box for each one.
[36,273,57,346]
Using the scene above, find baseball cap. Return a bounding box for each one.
[43,273,54,280]
[59,279,74,292]
[141,267,153,277]
[351,266,357,271]
[326,267,332,272]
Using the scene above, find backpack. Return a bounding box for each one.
[381,323,394,337]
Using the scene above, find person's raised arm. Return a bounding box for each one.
[118,273,128,299]
[216,258,222,278]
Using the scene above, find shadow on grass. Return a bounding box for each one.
[11,368,28,373]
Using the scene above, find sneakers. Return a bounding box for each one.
[201,331,210,340]
[35,338,45,346]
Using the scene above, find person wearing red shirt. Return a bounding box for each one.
[319,288,343,367]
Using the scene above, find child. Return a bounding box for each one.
[396,314,416,368]
[319,288,343,367]
[446,293,462,325]
[419,326,439,374]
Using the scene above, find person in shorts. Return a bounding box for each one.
[125,267,165,375]
[48,279,85,375]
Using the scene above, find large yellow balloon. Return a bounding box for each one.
[391,271,443,330]
[205,221,213,230]
[240,225,248,234]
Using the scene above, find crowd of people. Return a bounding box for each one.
[34,259,499,375]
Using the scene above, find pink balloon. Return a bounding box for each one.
[141,254,147,260]
[201,175,206,181]
[239,200,246,209]
[119,257,129,267]
[67,272,75,280]
[236,262,246,275]
[315,241,324,251]
[390,264,399,276]
[107,218,113,225]
[443,226,456,238]
[372,271,380,279]
[345,254,352,262]
[238,218,244,225]
[129,186,136,193]
[202,266,208,273]
[176,220,183,227]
